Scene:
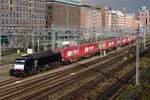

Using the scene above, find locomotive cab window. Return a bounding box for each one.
[15,60,25,65]
[14,60,25,71]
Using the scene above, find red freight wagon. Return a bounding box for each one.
[127,37,132,43]
[122,37,128,45]
[116,38,122,47]
[111,39,117,48]
[56,46,80,62]
[80,43,98,57]
[99,40,109,50]
[99,40,108,50]
[102,39,116,50]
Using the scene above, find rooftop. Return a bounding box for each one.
[46,0,81,5]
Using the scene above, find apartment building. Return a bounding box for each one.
[126,14,136,30]
[101,6,112,30]
[111,10,126,30]
[80,5,102,29]
[0,0,45,29]
[116,10,125,29]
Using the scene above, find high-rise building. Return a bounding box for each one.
[116,10,125,29]
[136,6,149,27]
[101,6,112,30]
[111,10,125,30]
[0,0,45,29]
[80,5,102,29]
[111,10,117,30]
[126,14,136,30]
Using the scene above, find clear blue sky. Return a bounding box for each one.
[93,0,150,13]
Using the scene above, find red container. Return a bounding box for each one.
[116,38,122,47]
[127,36,132,43]
[102,39,116,50]
[111,39,117,48]
[122,37,128,45]
[56,46,80,62]
[79,43,98,57]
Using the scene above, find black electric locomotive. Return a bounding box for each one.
[10,52,62,78]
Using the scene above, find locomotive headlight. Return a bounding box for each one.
[70,73,76,76]
[130,54,133,57]
[126,50,129,53]
[15,81,21,84]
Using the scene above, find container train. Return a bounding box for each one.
[10,36,136,77]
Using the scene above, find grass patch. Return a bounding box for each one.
[1,52,26,64]
[115,84,137,100]
[116,54,150,100]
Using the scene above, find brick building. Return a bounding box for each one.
[45,0,80,28]
[136,6,149,27]
[46,0,102,30]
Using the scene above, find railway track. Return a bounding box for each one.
[19,43,150,100]
[0,44,125,83]
[0,40,149,99]
[0,44,130,85]
[0,39,149,98]
[21,54,129,100]
[0,64,13,71]
[59,44,149,100]
[58,42,150,100]
[97,68,136,99]
[0,47,132,100]
[54,55,134,100]
[0,77,21,87]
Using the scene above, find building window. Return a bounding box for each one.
[10,7,12,11]
[29,3,31,7]
[10,12,12,17]
[13,13,15,17]
[1,0,4,3]
[6,19,8,24]
[2,19,4,24]
[17,20,19,24]
[1,14,4,17]
[10,0,12,4]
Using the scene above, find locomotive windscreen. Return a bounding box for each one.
[14,60,25,71]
